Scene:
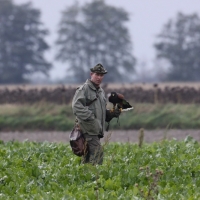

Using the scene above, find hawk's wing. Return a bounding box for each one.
[117,99,133,111]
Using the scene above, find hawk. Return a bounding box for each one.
[108,92,133,111]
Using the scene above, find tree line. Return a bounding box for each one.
[1,0,200,83]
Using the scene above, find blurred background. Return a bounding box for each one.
[1,0,200,141]
[1,0,200,84]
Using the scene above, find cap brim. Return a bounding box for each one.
[90,69,107,74]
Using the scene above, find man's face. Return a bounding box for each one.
[90,72,104,86]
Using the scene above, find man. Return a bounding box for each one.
[72,63,121,165]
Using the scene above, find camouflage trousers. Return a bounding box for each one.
[82,134,103,165]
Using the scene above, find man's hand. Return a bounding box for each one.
[106,108,121,122]
[112,108,121,118]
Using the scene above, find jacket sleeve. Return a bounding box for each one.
[106,110,113,122]
[72,88,95,121]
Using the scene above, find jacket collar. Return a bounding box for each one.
[86,79,102,92]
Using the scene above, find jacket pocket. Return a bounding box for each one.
[79,119,100,135]
[86,95,97,108]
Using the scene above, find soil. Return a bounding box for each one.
[1,129,200,143]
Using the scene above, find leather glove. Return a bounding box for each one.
[105,108,121,122]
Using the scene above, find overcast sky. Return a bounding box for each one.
[14,0,200,80]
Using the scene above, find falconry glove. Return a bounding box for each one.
[105,108,121,131]
[105,108,121,122]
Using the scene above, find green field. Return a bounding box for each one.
[0,103,200,131]
[0,138,200,199]
[1,92,199,199]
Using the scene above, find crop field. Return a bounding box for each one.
[1,83,200,199]
[0,138,200,199]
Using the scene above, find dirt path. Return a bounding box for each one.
[1,129,200,143]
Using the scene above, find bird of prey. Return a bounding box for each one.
[108,92,133,111]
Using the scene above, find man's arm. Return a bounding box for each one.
[105,108,121,122]
[72,89,95,121]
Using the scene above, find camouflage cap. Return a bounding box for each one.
[90,63,107,74]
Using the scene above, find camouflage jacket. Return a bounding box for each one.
[72,79,107,136]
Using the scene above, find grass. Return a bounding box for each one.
[0,103,200,131]
[0,102,73,117]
